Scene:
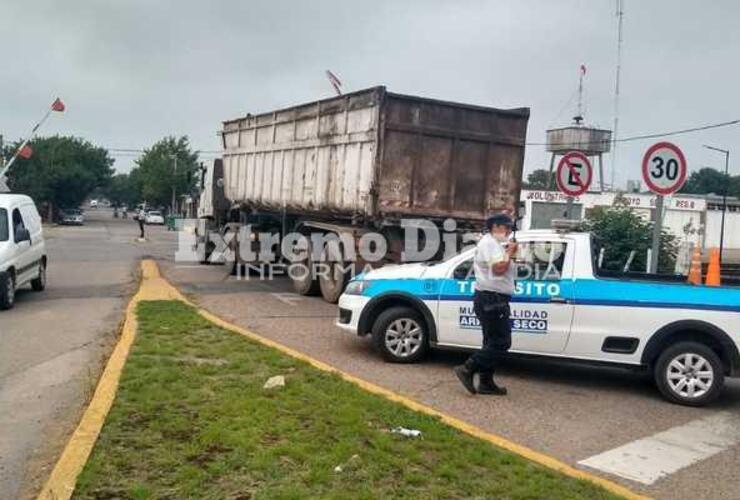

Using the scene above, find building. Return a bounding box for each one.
[519,189,740,261]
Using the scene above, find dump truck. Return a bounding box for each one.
[196,86,529,302]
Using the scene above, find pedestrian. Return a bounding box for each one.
[454,212,518,396]
[137,208,146,239]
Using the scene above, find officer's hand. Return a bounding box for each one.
[506,241,518,256]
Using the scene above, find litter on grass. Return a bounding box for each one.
[333,454,360,473]
[391,427,422,438]
[263,375,285,389]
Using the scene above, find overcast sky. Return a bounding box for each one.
[2,0,738,188]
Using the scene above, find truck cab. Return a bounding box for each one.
[337,230,740,406]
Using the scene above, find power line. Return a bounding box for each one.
[529,118,740,147]
[107,148,222,154]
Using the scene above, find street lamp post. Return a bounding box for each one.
[703,145,730,265]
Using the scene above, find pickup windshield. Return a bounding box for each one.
[0,208,8,241]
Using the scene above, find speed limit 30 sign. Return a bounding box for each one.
[642,142,687,195]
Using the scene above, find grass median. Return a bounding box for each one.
[75,300,618,499]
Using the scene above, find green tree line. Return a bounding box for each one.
[2,135,199,218]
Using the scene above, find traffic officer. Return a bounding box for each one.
[137,208,146,239]
[454,212,518,395]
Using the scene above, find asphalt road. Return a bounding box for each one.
[0,208,168,499]
[3,211,739,499]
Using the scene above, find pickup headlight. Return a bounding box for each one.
[344,280,369,296]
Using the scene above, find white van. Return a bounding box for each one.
[0,194,47,309]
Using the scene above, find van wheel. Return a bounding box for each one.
[0,272,15,310]
[654,341,724,407]
[372,307,429,363]
[31,261,47,291]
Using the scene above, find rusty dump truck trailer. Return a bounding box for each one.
[199,86,529,302]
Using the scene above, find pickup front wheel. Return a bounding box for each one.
[372,307,429,363]
[654,341,724,406]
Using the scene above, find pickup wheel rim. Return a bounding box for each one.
[385,318,423,358]
[666,353,713,399]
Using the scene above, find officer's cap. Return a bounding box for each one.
[485,212,514,230]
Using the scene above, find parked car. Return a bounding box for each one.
[145,210,165,225]
[89,199,98,208]
[0,194,47,309]
[59,208,84,225]
[337,230,740,406]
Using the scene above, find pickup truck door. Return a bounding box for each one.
[510,239,575,354]
[435,238,575,354]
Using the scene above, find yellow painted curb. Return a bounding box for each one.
[39,260,648,500]
[196,309,648,500]
[37,260,183,500]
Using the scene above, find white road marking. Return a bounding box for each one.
[271,293,303,306]
[578,412,740,485]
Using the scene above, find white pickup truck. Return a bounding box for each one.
[337,230,740,406]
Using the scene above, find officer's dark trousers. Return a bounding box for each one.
[468,290,512,373]
[138,220,145,238]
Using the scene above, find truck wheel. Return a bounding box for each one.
[0,271,15,310]
[654,341,724,406]
[372,306,429,363]
[318,240,349,303]
[31,261,47,291]
[290,245,320,296]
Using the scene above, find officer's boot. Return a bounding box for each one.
[477,372,507,396]
[453,359,477,395]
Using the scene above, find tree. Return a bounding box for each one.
[4,136,114,217]
[129,136,199,210]
[104,173,139,207]
[580,198,678,274]
[681,168,731,196]
[523,169,553,190]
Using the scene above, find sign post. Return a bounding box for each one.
[642,142,687,273]
[555,151,593,220]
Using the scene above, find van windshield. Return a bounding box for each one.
[0,208,8,242]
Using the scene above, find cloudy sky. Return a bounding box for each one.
[2,0,738,188]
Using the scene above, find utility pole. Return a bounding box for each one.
[171,155,178,216]
[611,0,624,191]
[0,135,7,193]
[703,145,730,265]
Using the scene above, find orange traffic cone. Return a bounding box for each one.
[687,246,703,285]
[705,248,721,286]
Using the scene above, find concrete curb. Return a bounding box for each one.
[36,261,182,499]
[38,260,648,500]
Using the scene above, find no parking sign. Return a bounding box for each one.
[555,152,592,196]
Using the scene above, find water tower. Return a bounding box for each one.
[546,66,612,192]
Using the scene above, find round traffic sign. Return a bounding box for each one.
[642,142,687,195]
[556,151,593,197]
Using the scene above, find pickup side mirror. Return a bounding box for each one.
[15,227,31,243]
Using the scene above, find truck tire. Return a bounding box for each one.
[372,306,429,363]
[654,341,724,407]
[0,271,15,310]
[31,261,47,291]
[318,240,349,303]
[290,245,320,296]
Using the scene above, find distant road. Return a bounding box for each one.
[0,207,174,499]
